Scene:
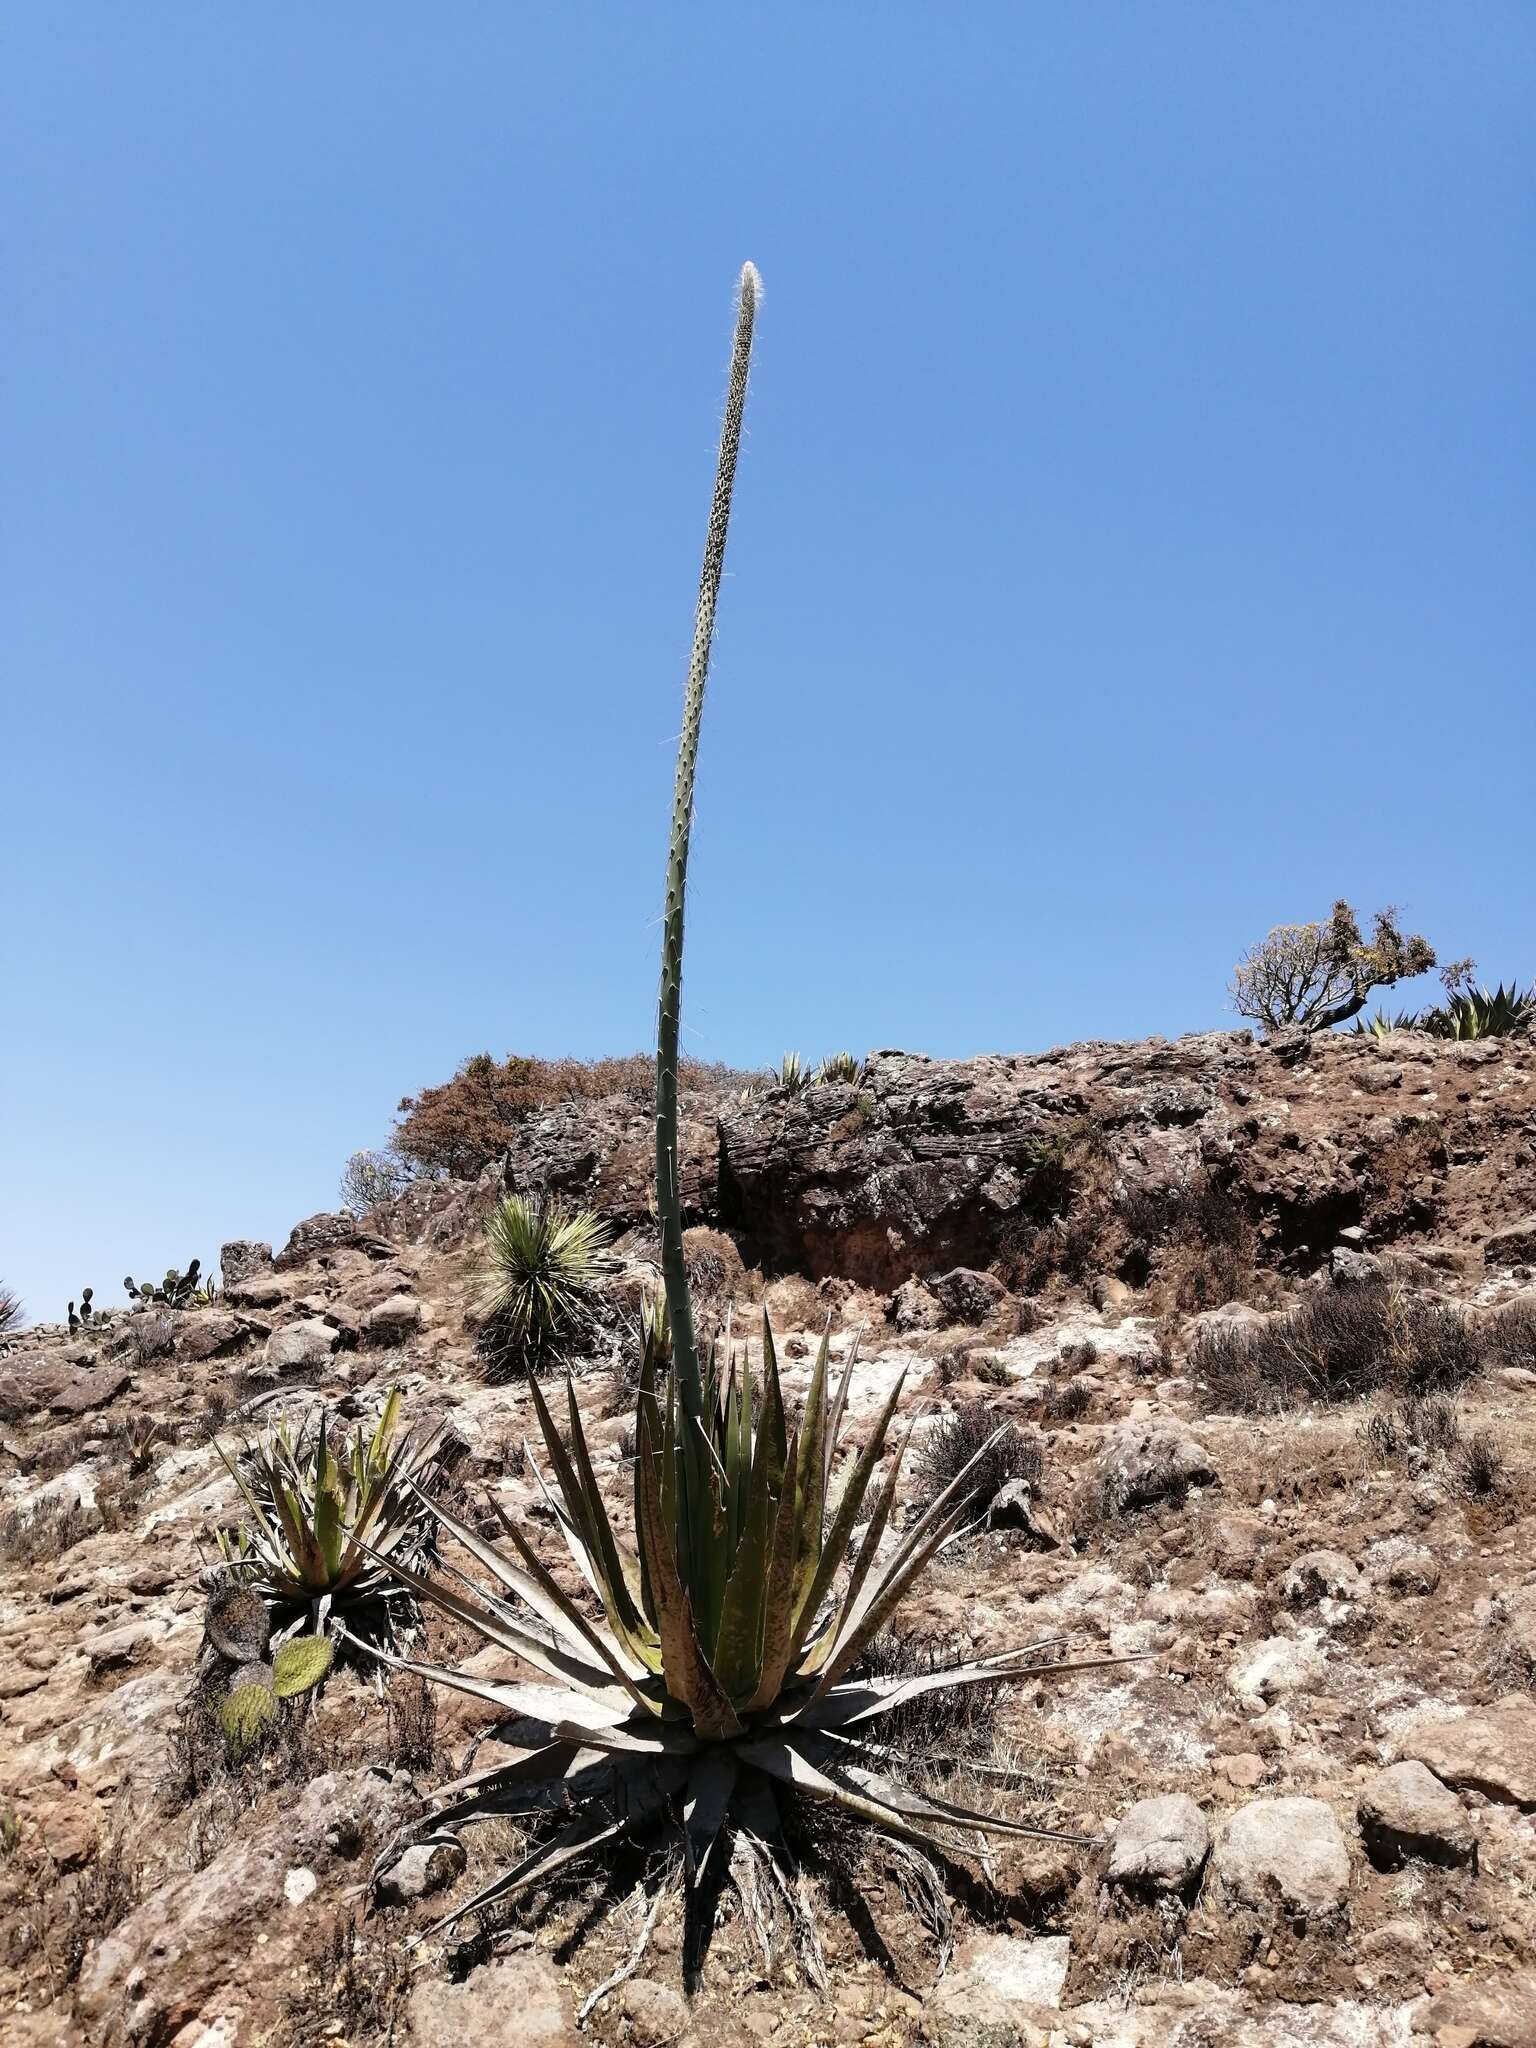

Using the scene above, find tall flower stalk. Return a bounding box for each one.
[655,261,759,1430]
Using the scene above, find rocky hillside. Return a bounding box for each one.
[3,1026,1536,2047]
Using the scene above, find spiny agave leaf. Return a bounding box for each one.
[563,1376,650,1646]
[339,1626,634,1731]
[350,1536,637,1702]
[273,1634,334,1698]
[635,1407,742,1738]
[803,1639,1071,1728]
[788,1328,832,1617]
[796,1405,915,1679]
[479,1495,659,1711]
[742,1423,803,1712]
[786,1364,905,1665]
[410,1754,688,1948]
[801,1727,1095,1844]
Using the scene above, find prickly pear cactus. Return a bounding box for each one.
[204,1581,272,1665]
[273,1634,333,1698]
[221,1680,275,1759]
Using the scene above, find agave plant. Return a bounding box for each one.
[353,1314,1126,1954]
[355,264,1135,1979]
[481,1194,614,1375]
[216,1391,441,1637]
[1351,1005,1420,1039]
[1421,981,1535,1040]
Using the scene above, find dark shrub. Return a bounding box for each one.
[914,1403,1043,1511]
[1194,1281,1483,1413]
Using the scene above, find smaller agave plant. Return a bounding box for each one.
[215,1391,442,1641]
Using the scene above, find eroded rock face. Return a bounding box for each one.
[711,1034,1536,1286]
[219,1241,273,1286]
[1211,1797,1352,1919]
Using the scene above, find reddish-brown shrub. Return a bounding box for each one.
[392,1051,751,1179]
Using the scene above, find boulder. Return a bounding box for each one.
[49,1364,131,1416]
[890,1278,943,1332]
[376,1837,467,1906]
[1364,1536,1440,1596]
[1211,1796,1351,1918]
[1106,1793,1210,1895]
[1229,1634,1327,1705]
[929,1266,1007,1324]
[1495,1584,1536,1674]
[264,1318,339,1376]
[275,1211,360,1270]
[1403,1696,1536,1810]
[988,1478,1061,1545]
[1096,1424,1217,1511]
[1485,1215,1536,1269]
[619,1978,693,2048]
[220,1240,274,1285]
[364,1293,423,1346]
[175,1311,247,1363]
[1357,1760,1476,1869]
[1415,1972,1536,2048]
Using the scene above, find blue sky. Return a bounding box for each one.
[3,6,1532,1325]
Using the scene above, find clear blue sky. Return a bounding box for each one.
[3,6,1532,1325]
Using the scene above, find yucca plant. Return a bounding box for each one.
[774,1051,809,1093]
[814,1050,862,1084]
[0,1283,22,1339]
[481,1194,614,1376]
[216,1391,441,1640]
[357,264,1134,1979]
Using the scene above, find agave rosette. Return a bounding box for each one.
[350,1317,1133,1942]
[216,1390,441,1632]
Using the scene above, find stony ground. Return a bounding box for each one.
[5,1032,1536,2047]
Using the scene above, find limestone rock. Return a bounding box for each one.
[408,1950,574,2047]
[1485,1215,1536,1268]
[1357,1760,1476,1869]
[1403,1696,1536,1809]
[275,1211,361,1270]
[220,1240,274,1285]
[1281,1549,1360,1608]
[365,1293,423,1346]
[619,1978,692,2048]
[264,1317,340,1376]
[76,1770,414,2040]
[1364,1536,1441,1596]
[1211,1796,1351,1918]
[924,1932,1070,2032]
[1096,1423,1217,1511]
[175,1310,247,1362]
[1229,1634,1327,1705]
[376,1837,466,1906]
[890,1278,943,1332]
[1106,1793,1210,1895]
[929,1266,1007,1324]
